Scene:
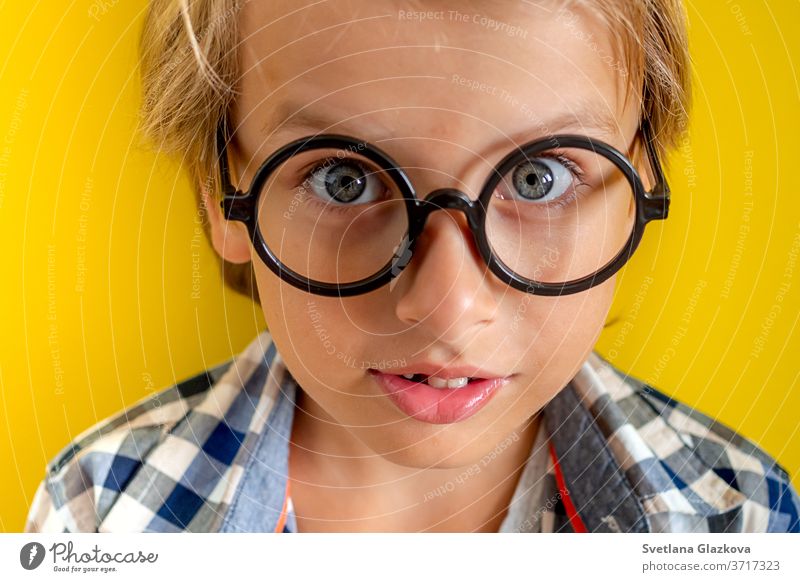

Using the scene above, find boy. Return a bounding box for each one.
[25,0,800,532]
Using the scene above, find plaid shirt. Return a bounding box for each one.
[24,330,800,533]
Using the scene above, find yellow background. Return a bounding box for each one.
[1,1,798,531]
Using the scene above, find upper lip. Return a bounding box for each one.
[371,362,511,380]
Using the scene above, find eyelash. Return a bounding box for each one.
[294,152,590,212]
[523,152,590,210]
[296,157,389,215]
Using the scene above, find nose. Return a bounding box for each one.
[394,191,498,345]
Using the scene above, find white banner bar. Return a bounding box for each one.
[2,533,799,581]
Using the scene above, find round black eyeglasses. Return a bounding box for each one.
[217,119,670,297]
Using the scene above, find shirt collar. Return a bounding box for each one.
[218,348,299,533]
[544,358,650,532]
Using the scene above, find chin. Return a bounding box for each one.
[360,425,490,470]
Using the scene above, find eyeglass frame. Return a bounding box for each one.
[216,117,670,297]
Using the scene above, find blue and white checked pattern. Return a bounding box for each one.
[24,330,800,533]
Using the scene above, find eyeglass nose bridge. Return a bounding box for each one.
[414,187,484,231]
[393,187,488,274]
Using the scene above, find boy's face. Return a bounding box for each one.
[215,1,642,468]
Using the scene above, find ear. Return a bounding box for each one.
[202,182,252,264]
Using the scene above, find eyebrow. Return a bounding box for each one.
[260,98,623,149]
[261,102,395,143]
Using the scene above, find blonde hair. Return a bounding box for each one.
[137,0,692,302]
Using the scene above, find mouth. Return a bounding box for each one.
[367,369,512,424]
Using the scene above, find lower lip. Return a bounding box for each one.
[368,370,512,424]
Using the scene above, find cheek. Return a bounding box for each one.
[510,275,614,334]
[503,277,616,377]
[257,271,333,365]
[253,263,371,394]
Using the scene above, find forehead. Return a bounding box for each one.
[233,1,638,156]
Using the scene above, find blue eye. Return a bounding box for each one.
[306,159,385,205]
[509,156,577,203]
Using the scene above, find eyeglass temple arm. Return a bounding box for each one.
[216,122,255,222]
[640,117,671,221]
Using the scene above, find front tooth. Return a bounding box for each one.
[446,377,469,389]
[427,376,448,389]
[402,373,415,380]
[427,376,469,389]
